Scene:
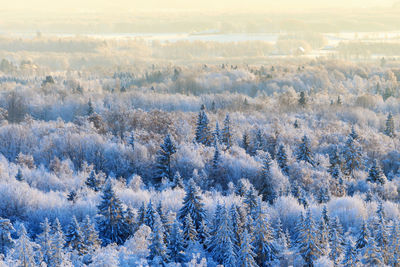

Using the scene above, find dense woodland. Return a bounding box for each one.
[0,59,398,266]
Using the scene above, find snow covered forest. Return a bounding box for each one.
[0,55,399,267]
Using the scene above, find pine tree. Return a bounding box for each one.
[316,186,331,204]
[252,203,277,266]
[206,203,223,252]
[137,202,146,227]
[367,159,386,185]
[242,132,250,154]
[15,168,23,182]
[385,112,395,137]
[194,109,212,146]
[154,134,176,185]
[252,129,264,154]
[355,221,369,250]
[230,204,243,254]
[297,209,322,267]
[12,224,38,267]
[172,172,184,189]
[210,139,226,187]
[178,179,206,239]
[96,182,129,245]
[223,238,237,267]
[337,95,342,105]
[238,229,258,267]
[375,202,389,264]
[81,215,101,253]
[147,213,168,265]
[222,114,232,149]
[65,216,87,255]
[349,125,358,140]
[294,119,299,128]
[167,219,185,263]
[85,170,100,191]
[299,91,307,107]
[50,218,68,267]
[244,187,259,218]
[388,220,400,266]
[0,217,14,256]
[296,135,314,166]
[144,200,156,230]
[342,240,358,267]
[37,218,52,266]
[328,146,342,174]
[276,144,289,175]
[317,218,329,256]
[125,206,137,236]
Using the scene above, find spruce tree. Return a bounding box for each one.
[0,217,14,256]
[342,136,363,175]
[211,206,235,265]
[385,112,395,137]
[297,209,322,267]
[178,179,206,238]
[194,109,212,146]
[147,213,168,265]
[81,215,101,253]
[367,159,386,185]
[12,224,38,267]
[242,132,250,154]
[276,144,289,175]
[363,231,384,266]
[296,135,314,166]
[51,218,67,267]
[87,98,94,116]
[259,152,276,204]
[127,130,135,150]
[137,202,146,227]
[167,219,185,263]
[222,114,232,149]
[238,229,258,267]
[182,214,197,248]
[144,200,156,230]
[252,203,277,266]
[316,186,331,204]
[213,121,222,144]
[317,218,329,256]
[96,182,129,245]
[355,221,369,250]
[342,240,358,267]
[154,134,176,185]
[244,187,259,218]
[329,227,343,265]
[37,218,52,266]
[85,170,100,192]
[65,216,87,255]
[299,91,307,107]
[328,146,342,174]
[252,129,264,154]
[388,220,400,266]
[15,168,23,182]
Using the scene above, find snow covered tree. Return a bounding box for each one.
[11,224,38,267]
[328,146,342,174]
[167,219,185,263]
[276,144,289,175]
[144,200,156,230]
[182,214,197,248]
[67,190,77,203]
[362,231,384,266]
[385,112,395,137]
[242,132,250,154]
[85,170,100,192]
[194,109,212,146]
[375,202,389,263]
[299,91,307,107]
[342,136,363,175]
[297,209,322,267]
[37,218,52,266]
[244,187,259,218]
[259,152,276,204]
[296,135,314,166]
[349,125,359,140]
[222,114,232,149]
[213,121,222,144]
[154,133,176,185]
[367,159,386,185]
[65,216,87,255]
[252,204,277,266]
[0,217,14,257]
[172,171,184,189]
[329,227,343,265]
[127,130,135,150]
[15,168,23,182]
[137,202,146,227]
[316,186,331,204]
[355,221,369,250]
[388,220,400,266]
[252,128,264,154]
[178,179,206,239]
[210,139,226,188]
[87,98,94,116]
[211,206,236,265]
[147,213,168,265]
[238,229,258,267]
[317,217,329,256]
[51,218,68,267]
[96,182,129,245]
[81,215,101,252]
[342,240,358,267]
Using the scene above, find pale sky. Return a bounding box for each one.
[1,0,397,13]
